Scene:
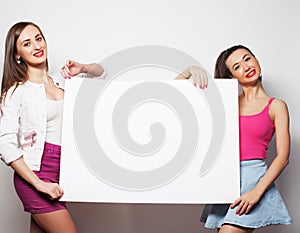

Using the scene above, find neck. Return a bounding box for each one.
[240,81,267,100]
[27,65,49,84]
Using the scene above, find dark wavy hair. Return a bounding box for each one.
[1,22,48,100]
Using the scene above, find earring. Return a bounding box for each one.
[16,58,21,64]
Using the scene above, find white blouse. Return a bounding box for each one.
[46,99,64,146]
[0,69,106,170]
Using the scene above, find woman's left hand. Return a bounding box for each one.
[230,189,263,215]
[60,60,84,79]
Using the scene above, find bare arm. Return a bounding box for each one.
[232,99,290,215]
[11,157,64,200]
[61,60,105,79]
[253,99,290,191]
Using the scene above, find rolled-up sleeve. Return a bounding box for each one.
[0,87,24,165]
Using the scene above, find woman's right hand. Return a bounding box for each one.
[34,179,64,200]
[60,60,82,79]
[10,158,64,200]
[188,66,209,89]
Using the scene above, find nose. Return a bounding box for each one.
[242,62,250,72]
[32,40,41,49]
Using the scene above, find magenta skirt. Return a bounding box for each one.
[14,142,67,214]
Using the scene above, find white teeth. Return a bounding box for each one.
[247,70,255,77]
[34,51,43,57]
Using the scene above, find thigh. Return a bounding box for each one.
[30,217,46,233]
[218,224,254,233]
[32,209,77,233]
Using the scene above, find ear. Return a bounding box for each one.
[16,55,21,60]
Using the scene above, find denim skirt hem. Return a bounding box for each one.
[200,160,292,229]
[202,218,293,229]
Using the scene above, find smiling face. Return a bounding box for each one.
[15,25,47,67]
[225,48,261,84]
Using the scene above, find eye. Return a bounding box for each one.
[233,65,240,71]
[244,56,251,61]
[36,36,43,42]
[23,42,30,47]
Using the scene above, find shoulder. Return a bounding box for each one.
[2,82,37,104]
[270,98,288,112]
[1,84,24,108]
[269,98,289,121]
[4,84,24,100]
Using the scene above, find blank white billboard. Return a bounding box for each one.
[60,76,239,203]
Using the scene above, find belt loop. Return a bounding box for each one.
[44,142,61,153]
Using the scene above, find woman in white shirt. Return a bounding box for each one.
[0,21,105,233]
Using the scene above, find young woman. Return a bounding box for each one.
[0,22,105,233]
[199,45,292,232]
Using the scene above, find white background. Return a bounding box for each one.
[0,0,299,232]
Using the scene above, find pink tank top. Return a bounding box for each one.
[239,98,275,161]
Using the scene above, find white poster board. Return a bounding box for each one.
[60,77,239,204]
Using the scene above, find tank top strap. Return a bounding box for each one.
[266,97,275,110]
[268,97,275,104]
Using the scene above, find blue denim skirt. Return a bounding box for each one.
[200,160,292,229]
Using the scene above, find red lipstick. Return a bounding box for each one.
[246,70,256,78]
[33,50,44,58]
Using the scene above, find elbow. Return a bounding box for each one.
[282,154,290,168]
[285,157,290,167]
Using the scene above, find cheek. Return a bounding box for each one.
[255,62,261,72]
[19,49,30,57]
[16,45,22,56]
[42,41,47,48]
[231,70,243,79]
[17,48,33,61]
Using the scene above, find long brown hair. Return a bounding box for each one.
[1,22,48,100]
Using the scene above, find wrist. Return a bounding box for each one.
[80,64,89,74]
[180,72,189,79]
[179,68,191,79]
[33,178,43,190]
[253,186,265,197]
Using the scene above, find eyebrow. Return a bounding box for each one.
[232,54,250,68]
[20,33,42,44]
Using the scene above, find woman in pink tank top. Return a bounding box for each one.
[200,45,292,232]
